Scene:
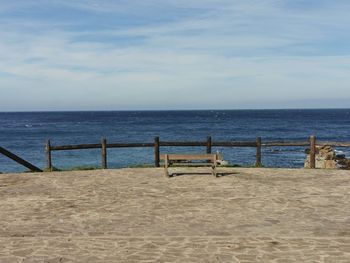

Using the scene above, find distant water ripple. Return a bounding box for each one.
[1,109,350,172]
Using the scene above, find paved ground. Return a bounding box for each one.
[0,167,350,262]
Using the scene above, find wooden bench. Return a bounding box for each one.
[160,154,219,177]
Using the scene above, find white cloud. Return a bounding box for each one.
[0,0,349,110]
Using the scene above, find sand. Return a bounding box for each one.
[0,167,350,262]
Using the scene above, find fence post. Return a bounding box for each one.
[206,136,212,154]
[101,138,107,169]
[310,135,316,169]
[154,136,160,167]
[255,137,262,167]
[46,139,52,172]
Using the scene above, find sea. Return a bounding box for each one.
[1,109,350,173]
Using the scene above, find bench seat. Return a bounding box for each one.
[160,154,219,177]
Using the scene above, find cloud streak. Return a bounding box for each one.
[0,0,349,110]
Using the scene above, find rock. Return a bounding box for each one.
[336,154,346,159]
[305,145,350,169]
[336,158,350,168]
[319,145,336,160]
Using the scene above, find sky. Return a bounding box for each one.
[0,0,349,111]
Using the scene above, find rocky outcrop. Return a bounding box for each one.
[305,145,350,169]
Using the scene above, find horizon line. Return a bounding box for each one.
[1,107,350,113]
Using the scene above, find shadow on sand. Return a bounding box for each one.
[168,171,239,177]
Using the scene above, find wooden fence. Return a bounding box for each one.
[44,135,350,171]
[0,146,43,172]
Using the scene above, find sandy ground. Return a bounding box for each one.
[0,167,350,262]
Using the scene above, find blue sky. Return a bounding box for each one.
[0,0,349,111]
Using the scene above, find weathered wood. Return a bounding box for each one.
[263,141,309,147]
[160,141,206,147]
[160,154,217,161]
[164,154,170,177]
[317,141,350,147]
[51,140,316,150]
[46,136,350,171]
[46,140,52,172]
[154,136,160,167]
[310,135,317,169]
[51,143,154,151]
[0,146,43,172]
[52,142,199,150]
[162,141,259,147]
[102,138,107,169]
[108,143,153,148]
[206,136,212,154]
[162,153,219,177]
[212,141,257,147]
[212,155,217,177]
[169,163,217,167]
[51,144,101,151]
[256,137,262,167]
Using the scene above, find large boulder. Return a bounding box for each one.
[305,145,350,169]
[304,145,350,169]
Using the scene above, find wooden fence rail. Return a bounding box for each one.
[263,141,310,147]
[317,142,350,147]
[0,146,43,172]
[44,136,350,172]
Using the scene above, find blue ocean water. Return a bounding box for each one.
[1,109,350,173]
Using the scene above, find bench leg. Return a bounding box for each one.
[212,165,217,177]
[164,154,170,178]
[212,155,218,177]
[164,167,170,177]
